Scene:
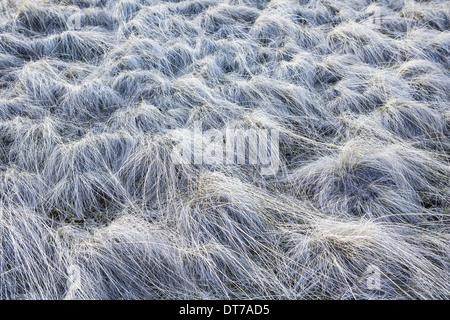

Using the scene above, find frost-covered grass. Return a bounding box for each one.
[0,0,449,299]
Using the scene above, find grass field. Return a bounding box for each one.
[0,0,449,299]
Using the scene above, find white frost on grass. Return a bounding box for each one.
[0,0,449,299]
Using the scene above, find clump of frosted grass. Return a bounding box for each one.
[0,0,449,300]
